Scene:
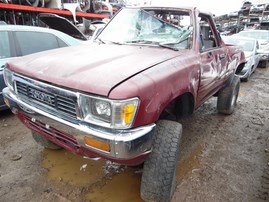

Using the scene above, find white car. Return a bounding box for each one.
[222,36,260,81]
[236,30,269,68]
[0,24,84,111]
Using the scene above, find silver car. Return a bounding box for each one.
[236,30,269,68]
[0,24,83,111]
[222,35,260,81]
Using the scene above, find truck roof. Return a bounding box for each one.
[130,4,213,16]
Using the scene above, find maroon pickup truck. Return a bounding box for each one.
[3,5,245,202]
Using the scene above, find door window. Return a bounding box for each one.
[15,31,68,56]
[0,31,11,59]
[199,14,219,52]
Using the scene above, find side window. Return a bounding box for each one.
[57,38,68,48]
[0,31,11,59]
[15,31,62,56]
[199,14,218,52]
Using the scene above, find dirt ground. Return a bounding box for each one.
[0,67,269,202]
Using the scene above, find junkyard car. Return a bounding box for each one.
[2,6,245,201]
[38,13,107,42]
[222,36,260,81]
[237,30,269,68]
[239,1,252,15]
[0,24,83,111]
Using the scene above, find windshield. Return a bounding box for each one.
[98,8,193,50]
[223,37,254,52]
[238,31,269,40]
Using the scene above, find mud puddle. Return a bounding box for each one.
[42,149,106,186]
[41,144,204,201]
[42,149,143,201]
[85,170,143,202]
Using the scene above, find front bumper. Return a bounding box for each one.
[259,53,269,62]
[236,62,251,79]
[3,87,155,165]
[0,91,9,111]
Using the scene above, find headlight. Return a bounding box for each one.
[3,67,14,91]
[245,58,251,65]
[79,95,139,129]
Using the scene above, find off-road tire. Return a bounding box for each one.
[141,120,182,202]
[217,75,240,115]
[32,131,61,150]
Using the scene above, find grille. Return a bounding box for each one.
[16,80,77,118]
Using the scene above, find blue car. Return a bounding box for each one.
[0,24,83,110]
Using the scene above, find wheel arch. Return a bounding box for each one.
[159,92,195,120]
[235,62,246,75]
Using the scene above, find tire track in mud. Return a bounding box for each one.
[259,164,269,201]
[244,69,269,201]
[174,67,269,202]
[174,98,234,202]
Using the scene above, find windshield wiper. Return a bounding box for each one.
[159,36,191,51]
[126,39,179,51]
[96,38,123,45]
[107,40,123,45]
[158,44,179,51]
[125,40,157,44]
[161,37,189,46]
[96,38,106,44]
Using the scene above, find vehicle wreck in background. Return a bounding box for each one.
[0,24,84,111]
[2,5,245,202]
[38,13,107,41]
[222,35,260,81]
[236,30,269,68]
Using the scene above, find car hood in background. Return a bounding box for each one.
[244,51,253,58]
[7,43,182,96]
[39,13,88,41]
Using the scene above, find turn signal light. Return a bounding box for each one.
[84,136,110,152]
[121,104,135,124]
[4,97,10,107]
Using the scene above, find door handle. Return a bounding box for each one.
[207,52,213,58]
[219,53,226,60]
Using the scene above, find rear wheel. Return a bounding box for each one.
[217,75,240,115]
[32,131,61,150]
[141,120,182,202]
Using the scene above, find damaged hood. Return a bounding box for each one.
[8,43,181,96]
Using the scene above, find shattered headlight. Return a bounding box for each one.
[3,67,14,91]
[79,95,139,129]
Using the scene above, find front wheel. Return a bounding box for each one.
[217,75,240,115]
[141,120,182,202]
